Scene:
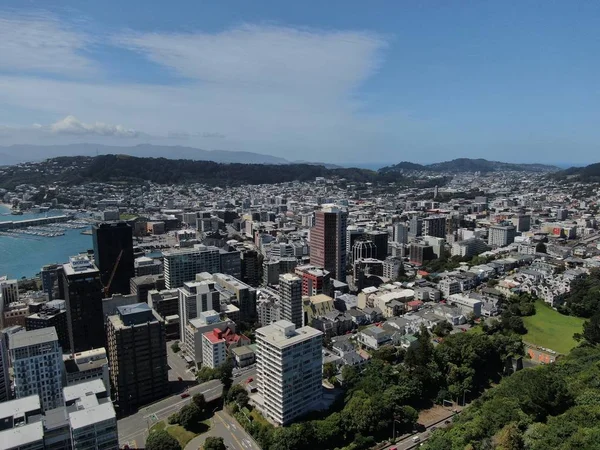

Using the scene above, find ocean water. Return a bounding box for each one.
[0,204,93,279]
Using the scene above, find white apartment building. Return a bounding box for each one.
[63,347,111,396]
[163,245,220,289]
[447,294,482,317]
[488,225,516,248]
[185,310,234,364]
[438,278,461,298]
[10,327,63,412]
[451,238,489,258]
[0,277,19,307]
[256,320,323,425]
[179,280,221,348]
[64,379,118,450]
[279,274,303,329]
[201,329,228,369]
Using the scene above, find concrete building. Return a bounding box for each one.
[0,277,19,309]
[0,396,45,449]
[210,273,257,322]
[134,256,162,277]
[451,238,489,258]
[63,348,110,396]
[295,265,331,297]
[102,293,138,319]
[351,240,376,263]
[488,225,517,248]
[423,216,447,238]
[202,329,228,369]
[147,288,179,319]
[346,225,366,256]
[130,274,165,304]
[184,311,234,365]
[256,321,323,425]
[178,281,221,348]
[61,255,105,353]
[279,274,303,329]
[366,230,389,261]
[409,216,423,238]
[25,299,69,351]
[310,205,348,280]
[10,327,63,412]
[512,214,531,232]
[383,257,403,280]
[392,223,408,244]
[64,379,118,450]
[41,264,63,301]
[409,243,435,265]
[163,245,221,289]
[447,294,482,317]
[106,304,169,415]
[219,249,242,280]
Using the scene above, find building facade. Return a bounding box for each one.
[92,222,135,296]
[163,246,221,289]
[279,274,303,329]
[310,205,348,280]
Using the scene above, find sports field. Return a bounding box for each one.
[523,301,585,354]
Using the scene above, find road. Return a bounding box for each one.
[185,410,261,450]
[118,380,223,449]
[167,340,196,382]
[232,366,257,385]
[383,408,460,450]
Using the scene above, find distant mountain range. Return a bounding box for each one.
[0,143,340,168]
[379,158,561,174]
[552,162,600,181]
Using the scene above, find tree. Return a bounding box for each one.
[192,393,207,413]
[218,359,234,392]
[178,403,203,430]
[576,312,600,345]
[170,342,181,353]
[226,384,249,409]
[197,366,220,383]
[203,436,226,450]
[323,362,337,378]
[433,321,453,337]
[146,430,181,450]
[371,345,398,363]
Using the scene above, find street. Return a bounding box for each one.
[185,410,261,450]
[167,339,197,382]
[118,380,223,449]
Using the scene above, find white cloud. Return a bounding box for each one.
[49,115,139,137]
[0,12,94,76]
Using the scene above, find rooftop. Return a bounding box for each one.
[256,320,322,348]
[0,422,44,448]
[10,327,58,349]
[0,395,40,420]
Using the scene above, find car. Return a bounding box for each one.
[415,423,426,432]
[389,447,397,450]
[247,377,254,383]
[180,392,190,398]
[177,376,183,381]
[444,420,451,424]
[412,436,421,443]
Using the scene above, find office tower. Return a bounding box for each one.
[392,223,408,245]
[279,274,303,329]
[256,320,323,425]
[0,336,9,402]
[106,303,168,415]
[211,273,257,322]
[424,236,445,259]
[219,249,242,279]
[346,225,365,255]
[241,249,261,287]
[352,240,376,263]
[25,299,69,351]
[409,216,423,238]
[202,329,227,369]
[423,216,447,238]
[163,245,220,289]
[10,327,63,412]
[512,214,531,232]
[130,274,165,303]
[61,255,105,353]
[147,288,179,318]
[178,281,221,349]
[64,380,118,449]
[488,225,517,247]
[134,256,162,277]
[310,205,348,280]
[92,222,135,296]
[0,278,18,308]
[41,264,64,301]
[63,348,110,395]
[295,265,331,297]
[409,243,435,266]
[366,230,389,261]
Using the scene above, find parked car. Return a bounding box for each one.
[180,391,190,398]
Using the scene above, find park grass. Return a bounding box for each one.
[148,420,211,448]
[523,300,585,354]
[149,421,166,433]
[250,409,270,427]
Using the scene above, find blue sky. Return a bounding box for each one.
[0,1,599,165]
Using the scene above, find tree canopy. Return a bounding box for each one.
[145,430,182,450]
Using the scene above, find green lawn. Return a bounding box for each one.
[523,301,585,354]
[148,420,210,448]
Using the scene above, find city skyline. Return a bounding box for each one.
[1,2,600,165]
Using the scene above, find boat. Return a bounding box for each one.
[11,210,23,215]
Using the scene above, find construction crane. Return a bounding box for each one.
[103,249,123,298]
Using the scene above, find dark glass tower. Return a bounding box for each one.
[93,222,135,296]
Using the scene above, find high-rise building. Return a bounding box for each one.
[279,274,303,329]
[61,255,105,353]
[310,205,348,280]
[392,223,408,245]
[63,348,111,396]
[40,264,64,301]
[409,217,423,238]
[211,273,257,322]
[185,311,234,364]
[10,327,64,412]
[346,225,365,256]
[134,256,162,277]
[241,249,261,287]
[295,265,331,297]
[351,240,376,263]
[409,243,435,266]
[92,222,135,296]
[219,249,242,279]
[163,246,220,289]
[106,303,169,415]
[423,216,447,238]
[488,225,516,247]
[256,320,323,425]
[0,278,18,309]
[512,214,531,232]
[25,299,69,351]
[202,329,227,369]
[0,335,10,402]
[130,274,165,304]
[178,281,221,349]
[366,230,389,261]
